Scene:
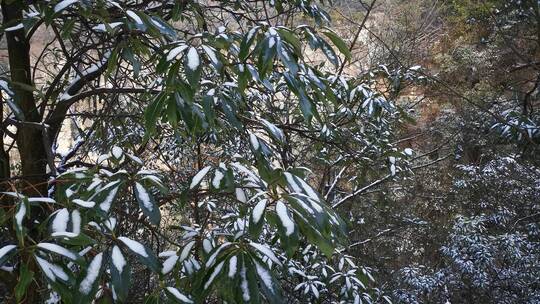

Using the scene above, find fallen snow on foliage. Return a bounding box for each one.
[5,24,23,31]
[190,166,211,189]
[186,47,200,70]
[72,199,96,208]
[249,242,281,266]
[54,0,78,13]
[254,261,274,291]
[162,254,179,274]
[228,256,237,277]
[167,44,188,61]
[37,243,78,261]
[35,256,69,282]
[135,182,153,211]
[28,197,56,204]
[99,184,120,212]
[111,146,123,159]
[252,199,267,223]
[112,246,126,273]
[126,10,143,25]
[204,261,225,289]
[0,245,16,260]
[79,252,103,294]
[92,22,123,32]
[276,201,295,236]
[15,203,26,231]
[118,237,148,257]
[166,287,193,303]
[240,263,250,301]
[52,208,69,233]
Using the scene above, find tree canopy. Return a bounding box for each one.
[1,0,539,303]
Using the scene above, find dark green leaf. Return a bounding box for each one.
[15,264,34,303]
[133,182,161,225]
[322,29,351,61]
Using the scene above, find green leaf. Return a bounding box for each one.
[15,264,34,303]
[164,287,193,303]
[274,201,299,257]
[54,233,96,247]
[239,26,261,61]
[322,29,351,61]
[92,180,122,215]
[184,47,201,89]
[14,198,28,245]
[118,237,160,273]
[236,254,261,304]
[75,252,105,304]
[257,36,277,79]
[149,16,177,39]
[0,244,16,266]
[110,246,131,302]
[250,255,283,304]
[134,182,161,225]
[145,93,166,136]
[249,199,267,238]
[319,38,339,67]
[276,28,302,55]
[277,40,299,75]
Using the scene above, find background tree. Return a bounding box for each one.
[0,0,401,302]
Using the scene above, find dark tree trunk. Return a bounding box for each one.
[2,3,48,302]
[2,2,48,197]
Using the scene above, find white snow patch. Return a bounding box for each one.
[189,166,211,189]
[161,254,179,274]
[228,256,237,278]
[202,45,219,65]
[235,188,247,203]
[254,261,274,291]
[212,170,224,189]
[99,185,120,212]
[249,242,281,266]
[179,241,195,262]
[205,242,231,268]
[126,10,143,25]
[52,208,69,233]
[37,243,78,261]
[186,47,200,70]
[72,199,96,208]
[204,261,224,289]
[0,245,16,260]
[15,203,26,230]
[79,252,103,294]
[28,197,56,204]
[54,0,78,13]
[5,24,23,32]
[261,118,285,142]
[166,287,193,303]
[202,239,213,253]
[167,44,188,61]
[51,232,79,238]
[240,263,250,301]
[252,199,267,224]
[111,146,123,159]
[276,201,295,236]
[69,212,83,235]
[118,237,148,257]
[92,22,123,32]
[35,256,69,282]
[135,182,153,211]
[111,246,126,273]
[159,250,177,258]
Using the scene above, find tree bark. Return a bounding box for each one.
[2,2,48,197]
